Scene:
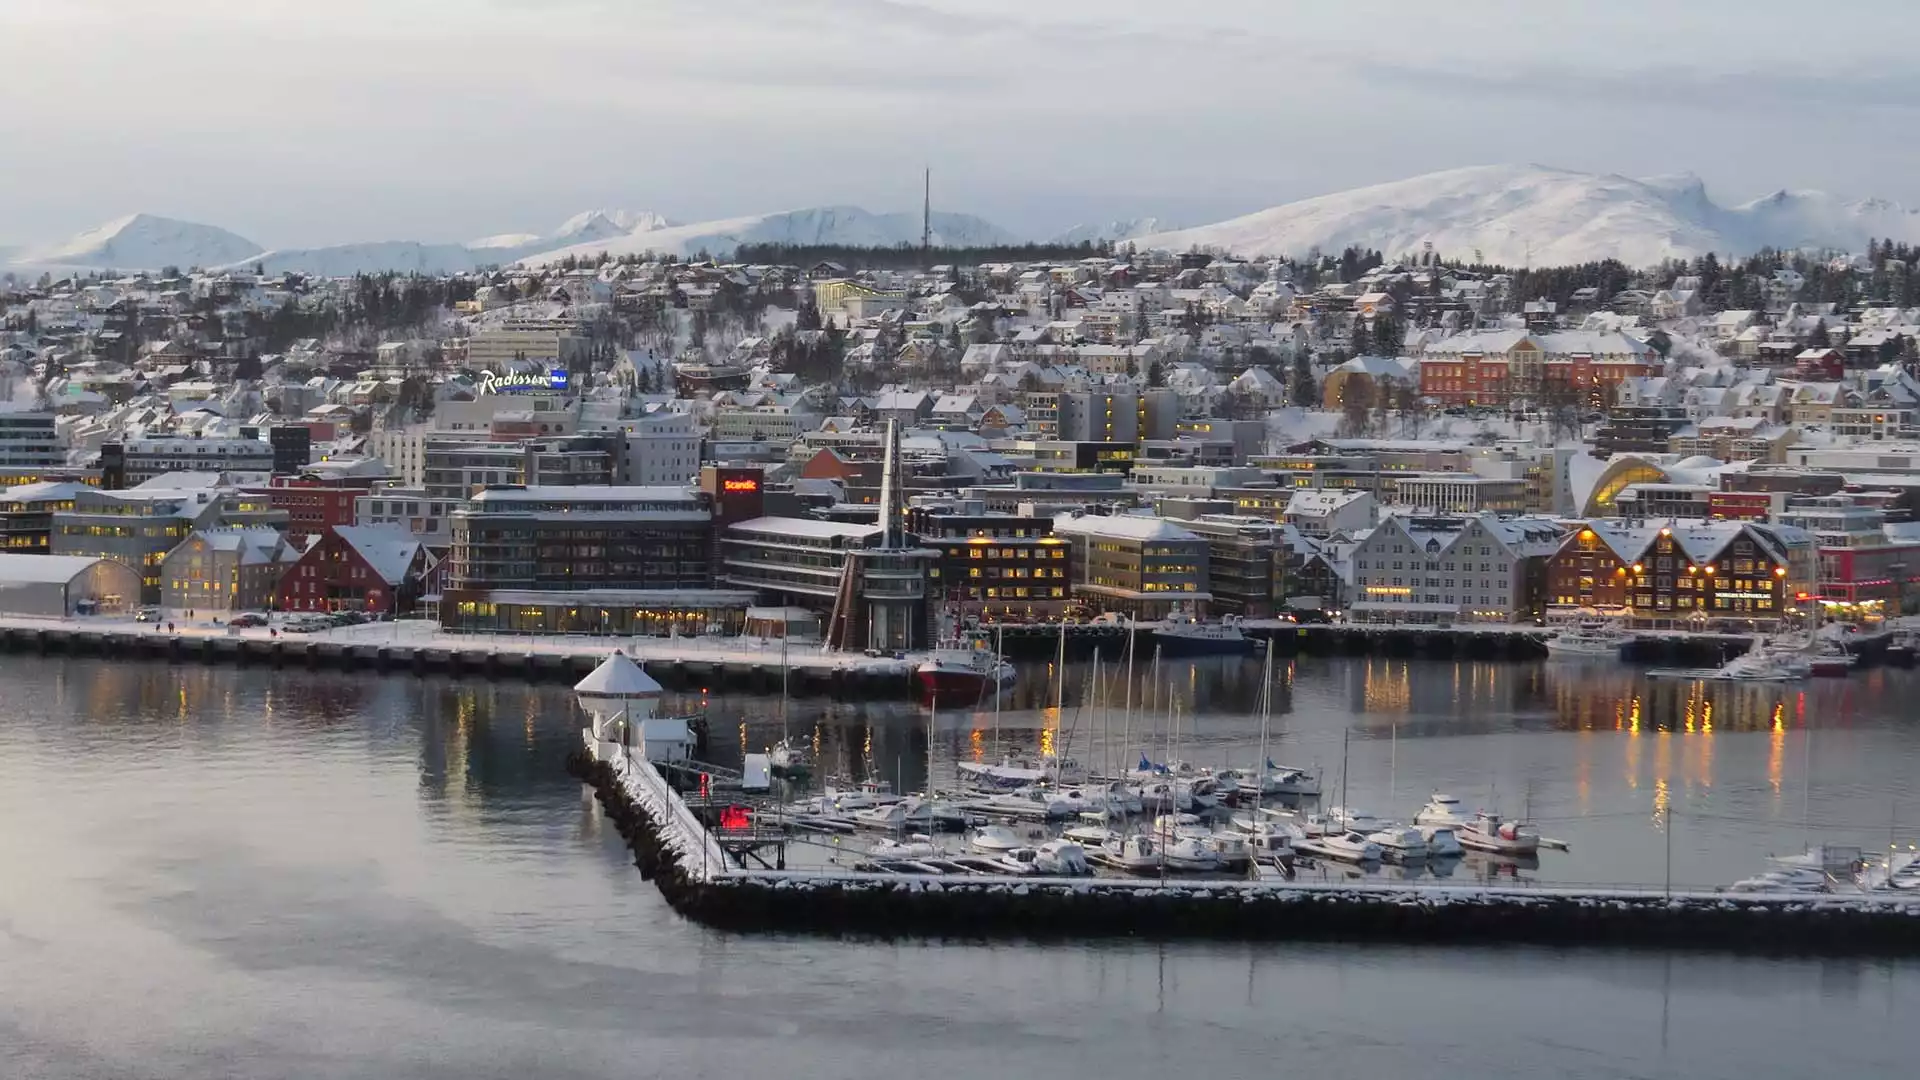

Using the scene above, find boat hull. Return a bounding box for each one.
[1152,631,1257,657]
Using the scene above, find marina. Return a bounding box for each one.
[9,649,1920,1078]
[566,640,1920,949]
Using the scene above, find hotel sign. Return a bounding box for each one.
[479,369,570,394]
[722,478,760,493]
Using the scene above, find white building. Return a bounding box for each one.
[615,410,702,486]
[119,436,273,485]
[1348,512,1560,624]
[465,319,587,369]
[354,487,464,543]
[0,406,63,477]
[1282,489,1377,539]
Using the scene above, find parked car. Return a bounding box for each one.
[228,613,267,628]
[134,607,162,623]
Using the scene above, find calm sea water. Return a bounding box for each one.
[2,655,1916,1080]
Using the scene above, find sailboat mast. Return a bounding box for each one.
[1121,621,1136,777]
[992,622,1004,757]
[1256,643,1274,816]
[1053,618,1067,752]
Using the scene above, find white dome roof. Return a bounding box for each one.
[573,650,662,697]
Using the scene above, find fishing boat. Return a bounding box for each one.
[1152,610,1256,657]
[1545,622,1627,659]
[1456,811,1540,856]
[1649,646,1808,682]
[915,643,1016,702]
[1230,820,1300,865]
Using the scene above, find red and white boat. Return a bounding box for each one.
[915,645,1016,703]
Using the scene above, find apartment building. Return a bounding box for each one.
[1348,513,1562,624]
[1051,511,1210,619]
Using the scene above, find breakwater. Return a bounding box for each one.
[568,739,1920,953]
[0,622,916,698]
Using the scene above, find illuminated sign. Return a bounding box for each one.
[478,370,569,394]
[722,478,760,493]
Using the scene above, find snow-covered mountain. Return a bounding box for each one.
[521,206,1017,265]
[1049,218,1170,246]
[551,209,671,243]
[13,213,264,271]
[1131,164,1920,266]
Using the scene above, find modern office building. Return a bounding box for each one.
[440,485,731,633]
[1050,511,1210,619]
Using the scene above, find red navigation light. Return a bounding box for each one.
[719,806,752,831]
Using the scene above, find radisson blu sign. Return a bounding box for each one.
[479,369,570,394]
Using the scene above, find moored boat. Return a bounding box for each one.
[1152,611,1256,657]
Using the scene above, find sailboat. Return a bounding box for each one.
[767,635,811,780]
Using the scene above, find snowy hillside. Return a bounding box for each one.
[521,206,1017,265]
[13,213,263,271]
[1049,219,1169,245]
[1130,164,1920,266]
[236,241,497,277]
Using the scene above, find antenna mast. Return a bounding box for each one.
[921,167,932,259]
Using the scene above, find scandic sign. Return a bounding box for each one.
[722,478,759,493]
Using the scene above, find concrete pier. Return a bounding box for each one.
[569,739,1920,953]
[0,617,921,698]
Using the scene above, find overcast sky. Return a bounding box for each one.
[3,0,1918,248]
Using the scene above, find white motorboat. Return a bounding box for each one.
[1301,830,1383,863]
[966,786,1078,820]
[1367,825,1429,862]
[1195,830,1253,871]
[1153,610,1256,657]
[1414,793,1472,830]
[991,840,1091,876]
[1419,825,1465,858]
[898,796,979,832]
[956,753,1087,789]
[1456,811,1540,856]
[1094,833,1164,874]
[1068,781,1141,817]
[1328,806,1382,834]
[1061,823,1122,848]
[851,801,910,832]
[967,823,1049,853]
[1649,646,1808,683]
[1152,812,1206,836]
[1154,835,1224,873]
[1130,780,1189,814]
[1237,760,1321,799]
[868,836,942,859]
[1229,821,1299,865]
[1545,622,1627,659]
[1728,866,1833,893]
[820,779,902,812]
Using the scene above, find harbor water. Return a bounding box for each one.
[2,654,1917,1079]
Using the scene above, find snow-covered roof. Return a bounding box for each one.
[330,525,422,586]
[1051,512,1200,543]
[0,553,119,585]
[729,516,884,541]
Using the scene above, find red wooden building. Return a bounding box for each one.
[275,524,428,614]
